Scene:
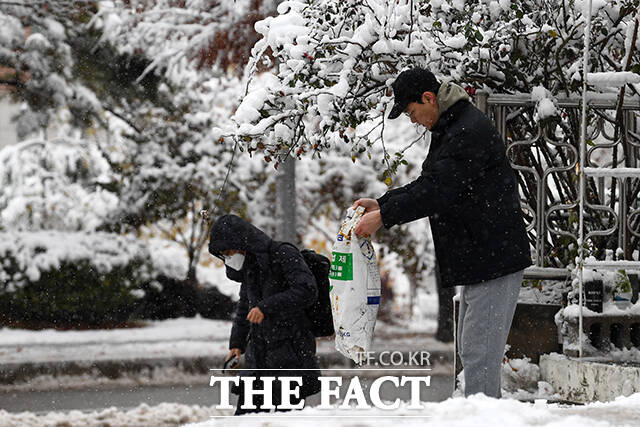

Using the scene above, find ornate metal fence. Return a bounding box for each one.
[476,93,640,278]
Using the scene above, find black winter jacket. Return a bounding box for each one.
[378,94,531,287]
[209,215,321,400]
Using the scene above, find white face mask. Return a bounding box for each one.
[224,253,245,271]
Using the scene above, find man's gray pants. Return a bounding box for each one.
[457,269,524,398]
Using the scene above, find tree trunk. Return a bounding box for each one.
[186,260,198,287]
[276,154,298,245]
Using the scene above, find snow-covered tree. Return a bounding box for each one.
[91,1,280,285]
[222,0,640,268]
[104,75,247,285]
[98,0,282,81]
[224,0,639,162]
[0,137,118,231]
[100,0,443,302]
[0,1,104,139]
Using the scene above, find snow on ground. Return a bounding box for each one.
[0,366,210,393]
[375,318,437,336]
[2,393,640,427]
[0,313,443,366]
[501,356,560,401]
[0,317,231,347]
[0,317,232,364]
[0,402,219,427]
[0,315,450,391]
[1,340,229,364]
[186,393,640,427]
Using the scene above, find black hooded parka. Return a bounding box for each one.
[209,215,321,403]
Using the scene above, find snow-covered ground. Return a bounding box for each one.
[0,310,447,393]
[0,402,214,427]
[187,393,640,427]
[0,316,232,364]
[2,393,640,427]
[0,317,232,347]
[0,309,440,366]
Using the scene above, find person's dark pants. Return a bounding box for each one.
[435,261,455,342]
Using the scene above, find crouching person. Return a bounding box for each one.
[208,214,321,415]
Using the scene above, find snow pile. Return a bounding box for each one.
[518,280,567,305]
[456,356,558,401]
[501,356,559,401]
[587,72,640,88]
[561,301,640,319]
[0,366,212,393]
[0,317,232,366]
[531,86,558,121]
[0,403,222,427]
[502,356,541,393]
[4,394,640,427]
[609,347,640,364]
[184,393,640,427]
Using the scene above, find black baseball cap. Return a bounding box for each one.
[388,68,441,119]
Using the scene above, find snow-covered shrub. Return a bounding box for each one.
[0,138,118,232]
[119,238,235,321]
[0,231,152,327]
[133,275,235,321]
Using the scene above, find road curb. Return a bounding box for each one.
[1,349,453,384]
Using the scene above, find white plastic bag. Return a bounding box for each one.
[329,206,381,364]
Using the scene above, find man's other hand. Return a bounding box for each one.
[353,198,380,213]
[354,210,383,237]
[247,306,264,324]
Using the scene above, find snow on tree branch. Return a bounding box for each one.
[0,137,119,231]
[219,0,639,173]
[98,0,280,83]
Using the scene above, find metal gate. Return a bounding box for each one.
[476,92,640,282]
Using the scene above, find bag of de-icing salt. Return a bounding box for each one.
[329,206,382,364]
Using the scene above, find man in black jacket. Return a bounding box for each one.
[354,68,531,398]
[209,215,321,414]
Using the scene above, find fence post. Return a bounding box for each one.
[476,90,489,115]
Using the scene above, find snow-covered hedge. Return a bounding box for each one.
[0,231,152,326]
[0,231,151,291]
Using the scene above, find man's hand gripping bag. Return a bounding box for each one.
[329,206,382,364]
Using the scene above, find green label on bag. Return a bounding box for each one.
[330,252,353,281]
